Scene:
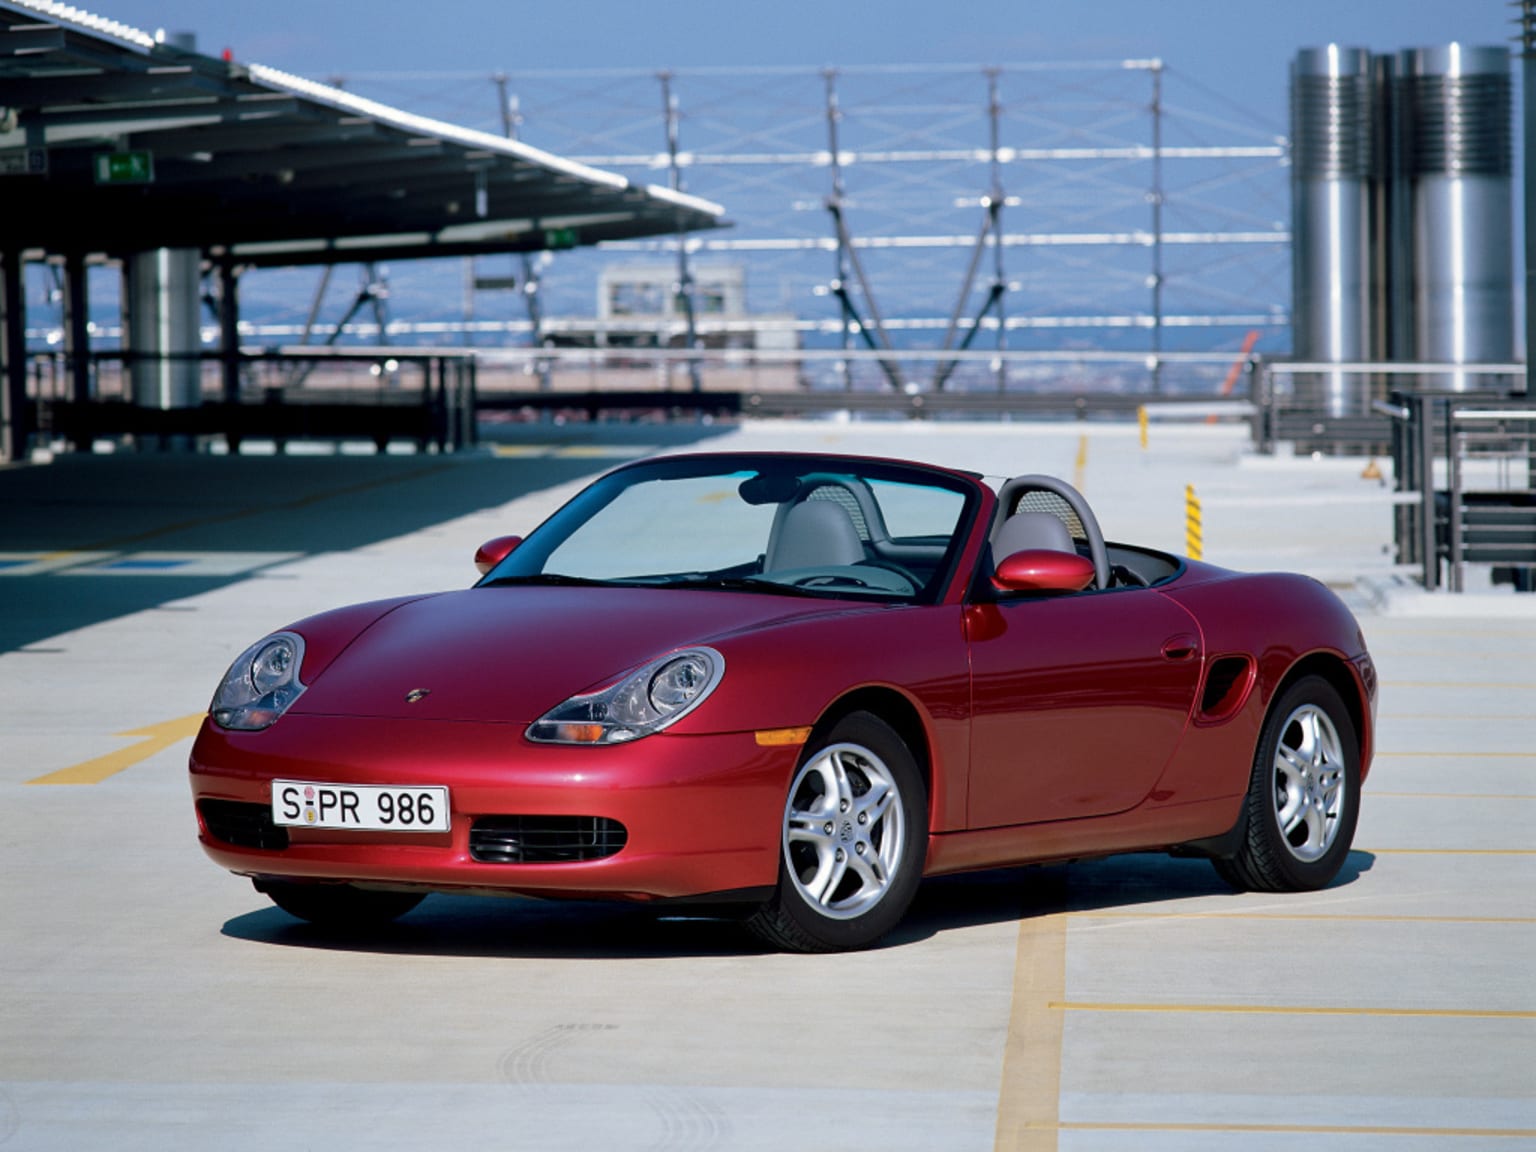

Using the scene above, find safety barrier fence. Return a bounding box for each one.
[10,346,1531,471]
[1379,391,1536,592]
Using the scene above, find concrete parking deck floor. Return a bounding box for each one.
[2,419,1532,1150]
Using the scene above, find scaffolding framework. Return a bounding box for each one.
[29,61,1294,395]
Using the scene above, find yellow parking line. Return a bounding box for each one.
[552,445,648,458]
[1055,1002,1535,1019]
[1068,911,1536,925]
[1379,714,1536,721]
[1368,848,1536,855]
[1375,751,1536,757]
[993,878,1068,1152]
[27,713,205,785]
[1383,682,1536,690]
[1370,792,1535,800]
[1059,1122,1536,1139]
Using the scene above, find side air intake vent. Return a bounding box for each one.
[1199,656,1254,722]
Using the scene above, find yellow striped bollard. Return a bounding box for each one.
[1184,484,1203,559]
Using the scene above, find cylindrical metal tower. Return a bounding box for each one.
[1290,46,1378,414]
[125,247,203,410]
[1396,45,1514,390]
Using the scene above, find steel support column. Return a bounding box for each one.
[59,252,91,454]
[497,78,551,390]
[1149,59,1165,394]
[1522,5,1536,403]
[660,71,701,391]
[937,70,1010,393]
[1,250,28,462]
[987,69,1008,392]
[218,257,241,404]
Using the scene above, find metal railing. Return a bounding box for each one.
[1379,391,1536,592]
[25,348,479,454]
[1253,361,1527,453]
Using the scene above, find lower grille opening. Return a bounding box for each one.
[199,799,289,851]
[470,815,627,864]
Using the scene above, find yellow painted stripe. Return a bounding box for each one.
[1383,682,1536,690]
[490,444,547,458]
[993,876,1067,1152]
[1055,1001,1535,1019]
[1376,651,1536,657]
[553,445,647,458]
[1370,792,1535,800]
[1068,911,1536,925]
[1058,1122,1536,1138]
[1378,714,1536,721]
[1375,751,1536,758]
[1367,625,1536,635]
[1367,847,1536,856]
[27,713,204,785]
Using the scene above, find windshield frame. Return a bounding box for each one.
[477,452,984,607]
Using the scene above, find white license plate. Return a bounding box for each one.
[272,781,450,832]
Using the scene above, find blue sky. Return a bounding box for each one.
[64,0,1523,358]
[91,0,1516,133]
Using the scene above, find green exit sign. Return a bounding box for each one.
[93,150,154,185]
[542,226,578,250]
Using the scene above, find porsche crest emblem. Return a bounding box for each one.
[404,688,432,704]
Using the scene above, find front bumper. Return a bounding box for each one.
[189,714,795,901]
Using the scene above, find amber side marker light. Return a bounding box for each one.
[557,723,609,744]
[755,727,813,747]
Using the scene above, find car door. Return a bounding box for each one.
[965,588,1202,828]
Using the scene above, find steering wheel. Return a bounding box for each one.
[860,558,921,591]
[786,564,916,594]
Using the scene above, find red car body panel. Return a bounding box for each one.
[189,451,1376,906]
[192,718,794,899]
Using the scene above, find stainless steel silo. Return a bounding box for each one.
[1397,45,1514,390]
[125,247,203,410]
[1290,46,1378,414]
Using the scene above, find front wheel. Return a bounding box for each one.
[1213,675,1360,892]
[257,880,426,929]
[746,712,928,952]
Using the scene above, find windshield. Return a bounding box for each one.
[481,454,978,604]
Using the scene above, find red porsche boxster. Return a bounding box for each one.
[190,451,1376,951]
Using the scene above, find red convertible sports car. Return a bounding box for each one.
[191,451,1376,951]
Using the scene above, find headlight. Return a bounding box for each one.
[526,647,725,745]
[210,632,307,731]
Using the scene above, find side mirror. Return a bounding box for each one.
[992,549,1095,594]
[474,535,523,576]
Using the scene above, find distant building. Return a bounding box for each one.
[543,263,798,352]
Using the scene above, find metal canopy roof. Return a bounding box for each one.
[0,1,725,266]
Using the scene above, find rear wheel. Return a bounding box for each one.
[1214,675,1360,892]
[257,880,426,929]
[747,712,927,952]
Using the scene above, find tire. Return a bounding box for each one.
[257,880,426,929]
[1213,675,1360,892]
[746,712,928,952]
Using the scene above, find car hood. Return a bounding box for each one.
[289,585,860,723]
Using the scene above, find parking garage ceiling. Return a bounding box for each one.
[0,0,725,267]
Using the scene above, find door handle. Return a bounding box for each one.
[1161,634,1199,662]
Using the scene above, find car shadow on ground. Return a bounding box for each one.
[219,850,1376,959]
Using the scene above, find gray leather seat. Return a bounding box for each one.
[765,500,866,571]
[993,510,1075,560]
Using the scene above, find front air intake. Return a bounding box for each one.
[199,799,290,851]
[469,816,627,864]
